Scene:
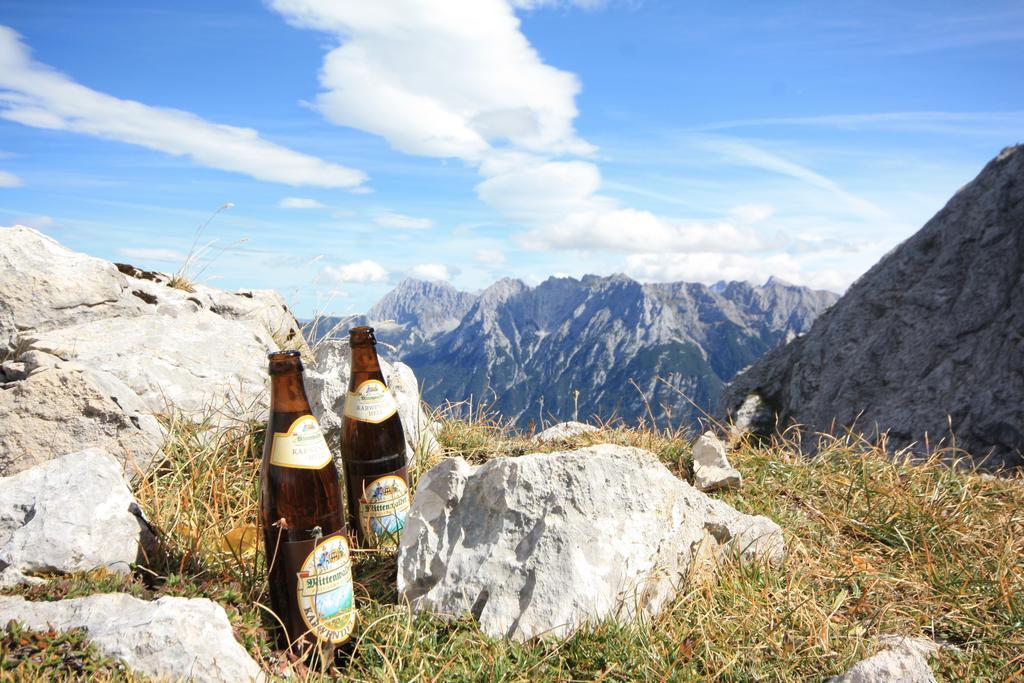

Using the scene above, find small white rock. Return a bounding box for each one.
[0,593,264,682]
[830,633,945,683]
[692,431,742,492]
[876,634,941,657]
[829,648,935,683]
[532,421,599,444]
[0,567,46,589]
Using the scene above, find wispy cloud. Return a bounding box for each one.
[118,247,188,262]
[511,0,615,10]
[695,136,888,221]
[410,263,451,281]
[0,170,22,187]
[0,25,367,189]
[693,111,1024,137]
[322,259,388,283]
[374,212,435,230]
[279,197,327,209]
[474,248,507,265]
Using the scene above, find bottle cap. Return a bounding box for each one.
[267,349,303,373]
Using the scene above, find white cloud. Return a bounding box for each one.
[20,214,53,228]
[118,247,188,262]
[475,161,609,222]
[268,0,593,161]
[0,170,22,187]
[268,1,881,290]
[696,136,888,221]
[410,263,451,281]
[695,111,1024,137]
[512,0,611,8]
[474,248,507,265]
[623,251,866,293]
[279,197,327,209]
[374,212,435,230]
[322,259,388,283]
[518,207,775,253]
[0,26,367,189]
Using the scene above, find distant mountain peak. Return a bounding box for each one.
[763,275,795,288]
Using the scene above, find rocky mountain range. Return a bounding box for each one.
[723,144,1024,470]
[313,275,838,429]
[309,279,477,355]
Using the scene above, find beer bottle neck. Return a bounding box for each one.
[270,369,313,414]
[349,343,383,379]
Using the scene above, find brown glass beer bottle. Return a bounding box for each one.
[260,350,356,661]
[341,326,411,549]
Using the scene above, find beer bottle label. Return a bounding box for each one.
[343,380,399,424]
[290,534,356,644]
[270,415,332,469]
[358,474,411,549]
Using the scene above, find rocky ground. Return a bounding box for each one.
[1,410,1020,681]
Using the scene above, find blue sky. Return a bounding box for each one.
[1,0,1022,316]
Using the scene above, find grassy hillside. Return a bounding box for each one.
[3,408,1022,681]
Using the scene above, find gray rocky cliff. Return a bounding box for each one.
[722,145,1024,469]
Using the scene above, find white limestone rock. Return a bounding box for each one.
[692,431,742,492]
[0,566,45,589]
[0,226,307,477]
[398,444,784,641]
[533,421,599,444]
[0,226,142,353]
[389,359,443,462]
[26,310,276,416]
[118,264,303,348]
[305,339,441,470]
[829,649,935,683]
[875,633,954,658]
[0,448,148,576]
[0,358,163,476]
[0,593,264,682]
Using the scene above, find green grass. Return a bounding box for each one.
[2,408,1022,681]
[0,620,137,682]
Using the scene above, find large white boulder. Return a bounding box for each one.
[305,339,441,470]
[0,448,148,576]
[117,262,303,347]
[0,226,141,353]
[398,444,784,641]
[0,226,305,475]
[0,593,264,682]
[0,355,162,476]
[26,310,275,416]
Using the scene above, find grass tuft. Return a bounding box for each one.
[1,620,137,681]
